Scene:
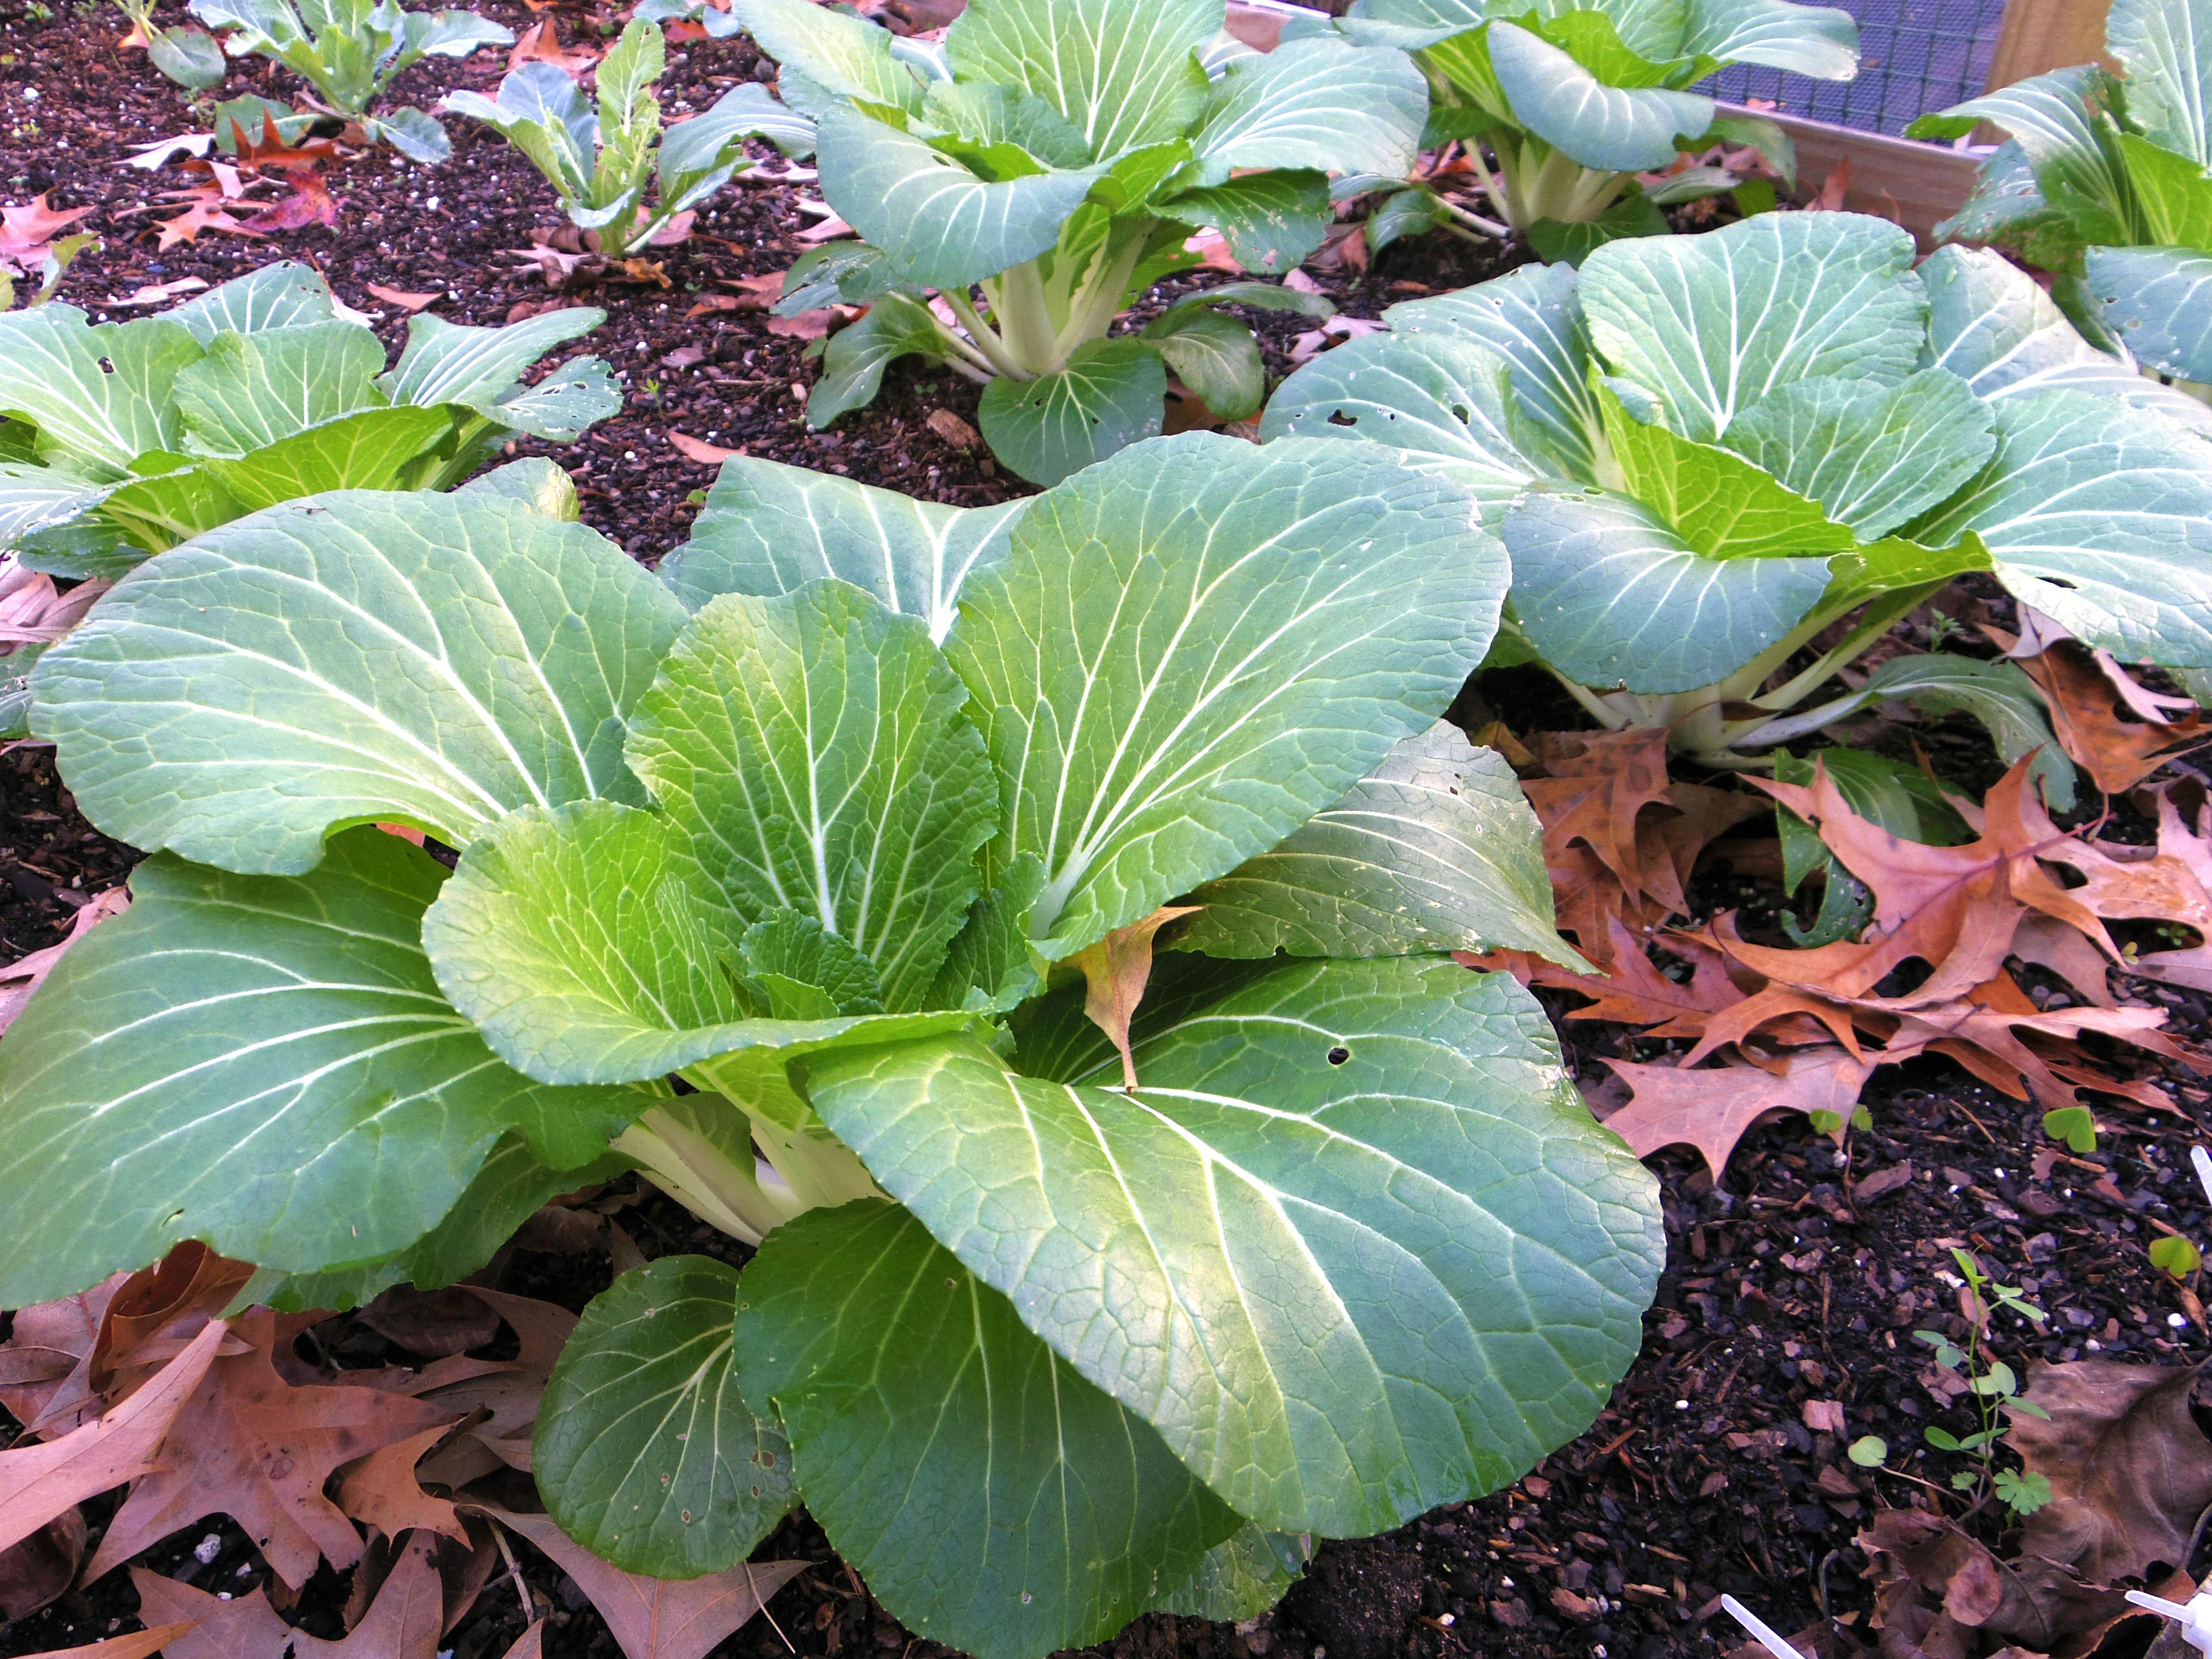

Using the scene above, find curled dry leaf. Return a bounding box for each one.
[1598,1046,1871,1178]
[2006,1359,2212,1587]
[668,431,741,465]
[0,1509,86,1623]
[366,283,441,312]
[508,16,599,74]
[925,407,980,450]
[1071,905,1203,1088]
[133,1528,447,1658]
[2014,639,2211,795]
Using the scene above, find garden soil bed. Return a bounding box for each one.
[4,4,2211,1657]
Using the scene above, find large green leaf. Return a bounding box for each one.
[172,322,387,455]
[1153,1525,1307,1622]
[1190,35,1426,176]
[0,829,642,1307]
[247,1138,632,1314]
[1505,485,1832,692]
[2086,244,2212,383]
[421,799,977,1084]
[1488,20,1713,172]
[1140,307,1264,421]
[625,584,999,1010]
[1384,263,1602,479]
[1909,389,2212,670]
[734,1200,1238,1659]
[378,307,612,431]
[975,337,1167,486]
[536,1256,798,1578]
[33,490,688,874]
[0,309,202,473]
[817,111,1104,291]
[197,405,458,509]
[1719,369,1997,541]
[1155,170,1332,275]
[1579,212,1925,442]
[729,0,924,117]
[1173,719,1587,967]
[662,456,1028,640]
[1256,331,1540,519]
[1597,381,1856,558]
[2109,0,2212,168]
[805,956,1665,1536]
[2120,129,2212,243]
[1910,67,2132,243]
[1922,245,2212,436]
[942,432,1501,959]
[945,0,1222,159]
[1683,0,1857,75]
[164,261,340,342]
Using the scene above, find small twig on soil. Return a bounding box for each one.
[491,1521,534,1621]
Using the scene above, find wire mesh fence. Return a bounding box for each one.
[1699,0,2011,134]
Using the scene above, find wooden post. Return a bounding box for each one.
[1982,0,2115,91]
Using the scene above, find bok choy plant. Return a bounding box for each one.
[1911,0,2212,396]
[444,18,816,261]
[187,0,513,161]
[1264,211,2212,781]
[716,0,1429,484]
[0,261,617,733]
[1313,0,1852,259]
[1,432,1660,1658]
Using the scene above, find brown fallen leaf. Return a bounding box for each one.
[85,1311,456,1588]
[151,197,263,250]
[357,1285,503,1359]
[668,431,741,465]
[925,408,980,450]
[765,307,837,338]
[2007,1359,2212,1587]
[90,1240,254,1395]
[134,1528,446,1657]
[0,1321,225,1558]
[0,886,128,1041]
[2015,638,2211,794]
[1524,728,1678,900]
[470,1505,808,1659]
[366,282,440,312]
[4,1623,198,1659]
[108,276,208,306]
[0,196,94,271]
[336,1421,467,1543]
[498,1625,547,1659]
[1805,154,1851,211]
[1599,1046,1872,1177]
[0,1510,87,1622]
[1071,906,1202,1088]
[508,15,599,73]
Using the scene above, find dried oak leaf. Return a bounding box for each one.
[0,886,128,1044]
[0,1509,86,1623]
[133,1527,446,1658]
[1857,1505,2132,1654]
[366,283,440,311]
[84,1311,455,1588]
[1532,916,1742,1036]
[2014,638,2210,795]
[336,1422,467,1544]
[508,16,599,73]
[0,196,94,270]
[90,1239,254,1395]
[467,1505,806,1659]
[1071,904,1202,1088]
[668,431,740,465]
[2007,1359,2212,1587]
[1599,1045,1872,1177]
[0,1322,225,1559]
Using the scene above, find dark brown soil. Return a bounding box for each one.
[4,6,2211,1659]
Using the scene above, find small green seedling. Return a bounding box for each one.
[1916,1249,2052,1519]
[1846,1434,1887,1467]
[2151,1234,2203,1279]
[2043,1105,2099,1154]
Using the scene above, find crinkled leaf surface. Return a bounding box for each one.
[1505,485,1833,692]
[734,1200,1238,1659]
[1174,721,1584,967]
[1157,169,1333,276]
[806,956,1664,1536]
[945,0,1220,159]
[32,490,687,874]
[661,457,1027,643]
[422,801,973,1086]
[165,260,338,342]
[1579,212,1925,442]
[729,0,923,117]
[377,306,607,414]
[172,322,387,456]
[0,829,642,1306]
[0,309,201,473]
[536,1256,798,1579]
[626,584,999,1010]
[1720,368,1996,541]
[942,432,1502,960]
